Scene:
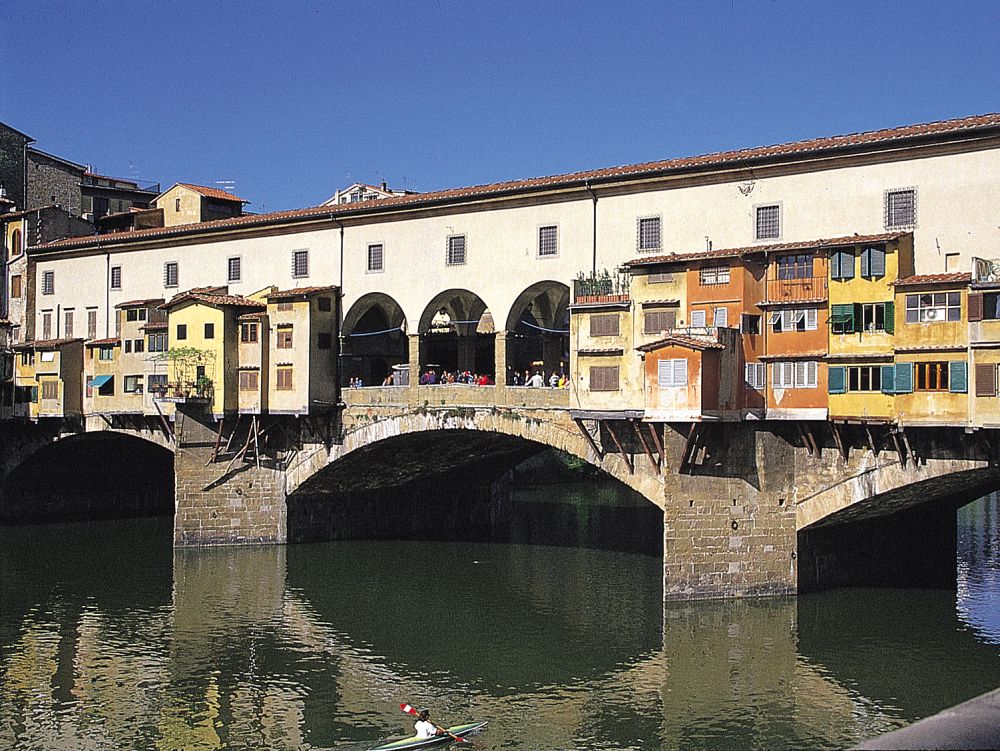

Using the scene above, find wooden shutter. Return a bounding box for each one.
[860,247,871,278]
[590,365,619,392]
[975,363,997,397]
[870,246,886,278]
[657,359,671,388]
[894,362,913,394]
[883,301,895,334]
[673,358,688,387]
[591,314,619,337]
[949,361,968,393]
[881,365,896,393]
[969,292,984,322]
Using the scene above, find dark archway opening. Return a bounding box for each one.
[418,290,495,382]
[505,281,570,384]
[1,432,174,524]
[341,293,408,387]
[286,430,662,556]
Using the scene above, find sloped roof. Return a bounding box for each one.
[892,272,972,286]
[85,337,121,347]
[636,334,725,352]
[14,337,83,349]
[161,286,265,310]
[33,112,1000,253]
[177,183,246,203]
[266,285,338,301]
[115,297,164,308]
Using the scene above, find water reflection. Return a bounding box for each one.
[0,496,999,750]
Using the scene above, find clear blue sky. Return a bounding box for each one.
[3,1,998,213]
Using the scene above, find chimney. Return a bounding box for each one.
[381,180,388,192]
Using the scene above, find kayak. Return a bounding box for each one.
[368,721,488,750]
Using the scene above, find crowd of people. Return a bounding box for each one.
[348,368,570,388]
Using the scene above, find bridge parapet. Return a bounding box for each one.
[341,384,571,410]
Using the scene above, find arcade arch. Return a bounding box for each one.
[341,293,408,386]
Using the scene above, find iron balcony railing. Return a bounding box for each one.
[765,275,828,304]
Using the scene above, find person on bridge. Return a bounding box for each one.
[527,371,544,387]
[414,709,443,739]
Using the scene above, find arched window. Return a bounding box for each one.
[10,229,21,257]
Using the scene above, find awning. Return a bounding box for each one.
[828,314,852,325]
[90,375,113,388]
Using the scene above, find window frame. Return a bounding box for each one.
[884,187,917,229]
[589,365,620,392]
[41,270,55,296]
[754,203,781,241]
[636,216,662,253]
[657,358,688,388]
[699,265,731,286]
[227,256,242,283]
[590,313,620,337]
[905,292,961,324]
[292,249,310,279]
[110,265,122,290]
[538,225,558,258]
[367,243,384,273]
[446,234,467,266]
[163,261,179,288]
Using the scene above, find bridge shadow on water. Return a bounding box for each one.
[286,429,664,557]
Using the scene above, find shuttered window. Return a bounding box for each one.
[590,314,619,337]
[658,358,688,388]
[976,363,997,397]
[969,292,984,322]
[41,380,59,400]
[690,309,707,328]
[277,326,293,348]
[894,362,914,393]
[830,249,855,280]
[239,370,259,391]
[643,310,675,334]
[745,362,765,389]
[828,365,846,394]
[714,307,728,328]
[589,365,619,392]
[830,303,856,334]
[774,361,818,389]
[647,272,674,284]
[949,361,968,393]
[276,367,293,390]
[860,245,886,279]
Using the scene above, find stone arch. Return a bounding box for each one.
[342,292,409,386]
[417,289,495,379]
[503,280,570,384]
[1,430,175,523]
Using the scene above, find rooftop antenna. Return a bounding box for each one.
[216,179,237,194]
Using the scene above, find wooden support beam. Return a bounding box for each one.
[679,422,700,473]
[647,422,664,469]
[804,422,819,456]
[574,418,604,460]
[797,422,814,456]
[605,420,633,474]
[890,428,907,468]
[830,421,848,461]
[865,424,878,458]
[99,413,113,430]
[207,418,225,466]
[251,415,261,470]
[630,419,660,475]
[152,398,174,443]
[899,426,918,467]
[223,415,240,454]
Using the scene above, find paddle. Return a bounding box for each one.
[399,703,468,745]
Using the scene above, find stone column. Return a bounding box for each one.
[173,402,286,546]
[407,333,421,403]
[494,331,510,388]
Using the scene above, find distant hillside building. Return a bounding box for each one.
[322,181,415,206]
[152,183,247,227]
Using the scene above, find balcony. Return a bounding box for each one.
[764,276,828,305]
[573,270,630,305]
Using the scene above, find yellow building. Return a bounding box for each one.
[13,338,84,420]
[969,258,1000,427]
[160,287,267,418]
[83,337,121,414]
[826,233,914,421]
[888,273,971,428]
[263,286,338,415]
[152,183,246,227]
[237,310,269,414]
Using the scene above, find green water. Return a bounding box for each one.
[1,489,999,750]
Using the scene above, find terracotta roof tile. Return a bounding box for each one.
[892,272,972,286]
[626,233,908,267]
[141,321,167,330]
[85,337,121,347]
[636,334,725,351]
[162,286,265,310]
[15,337,83,349]
[266,285,338,301]
[178,183,247,203]
[759,351,828,361]
[35,112,1000,252]
[115,297,165,308]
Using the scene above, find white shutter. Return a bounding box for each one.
[691,310,706,328]
[714,307,728,328]
[806,308,817,330]
[658,359,671,388]
[781,310,793,330]
[806,361,817,388]
[673,358,688,387]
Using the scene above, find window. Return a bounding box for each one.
[87,309,97,339]
[647,272,675,284]
[769,308,818,333]
[276,300,293,312]
[41,380,59,400]
[239,370,260,391]
[657,358,688,388]
[64,310,74,339]
[591,314,620,337]
[204,323,215,339]
[147,374,168,393]
[755,205,780,240]
[10,228,21,256]
[643,310,675,335]
[10,275,21,299]
[240,322,258,343]
[164,261,179,288]
[637,217,661,252]
[367,244,384,272]
[690,309,707,328]
[969,292,1000,321]
[123,375,143,394]
[318,332,332,349]
[291,249,310,278]
[860,245,886,279]
[745,362,766,390]
[148,332,167,352]
[317,296,332,312]
[276,366,293,390]
[176,324,187,341]
[228,256,241,283]
[860,302,892,332]
[714,307,728,328]
[589,365,619,391]
[41,311,52,340]
[915,361,950,391]
[538,226,558,257]
[175,197,181,212]
[740,313,761,334]
[85,376,94,399]
[846,365,883,392]
[830,249,855,281]
[776,253,812,280]
[41,270,55,295]
[125,339,132,354]
[446,235,466,266]
[945,253,961,273]
[277,326,293,348]
[905,292,961,323]
[772,361,818,389]
[134,339,144,353]
[885,188,916,228]
[699,265,730,286]
[110,266,122,290]
[976,363,997,397]
[99,345,114,361]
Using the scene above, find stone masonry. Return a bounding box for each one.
[173,403,286,545]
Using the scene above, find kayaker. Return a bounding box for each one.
[414,708,443,739]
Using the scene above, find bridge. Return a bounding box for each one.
[1,375,996,600]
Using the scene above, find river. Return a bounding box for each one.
[1,487,998,750]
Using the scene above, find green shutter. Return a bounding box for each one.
[860,246,871,278]
[30,386,38,403]
[881,365,896,393]
[950,361,968,393]
[883,301,895,334]
[828,366,846,394]
[894,362,913,394]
